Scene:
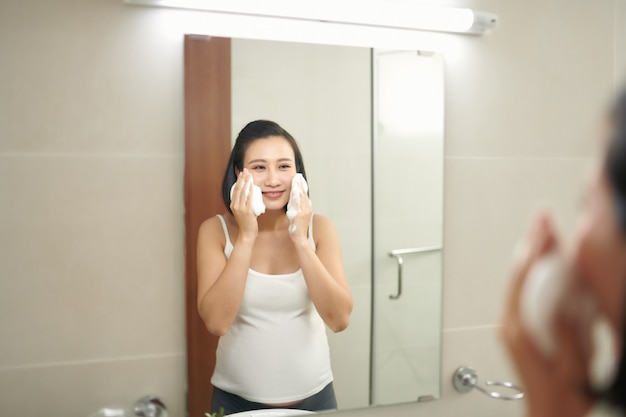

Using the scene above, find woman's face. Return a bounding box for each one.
[573,160,626,332]
[242,135,297,211]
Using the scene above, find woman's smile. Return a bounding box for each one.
[263,190,285,199]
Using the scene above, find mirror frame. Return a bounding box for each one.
[184,35,231,417]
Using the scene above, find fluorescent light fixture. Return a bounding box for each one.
[125,0,498,35]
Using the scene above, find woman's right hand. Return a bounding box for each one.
[230,168,259,241]
[500,212,593,417]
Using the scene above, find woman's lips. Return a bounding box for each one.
[263,191,284,199]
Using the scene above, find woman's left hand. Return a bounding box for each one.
[288,188,313,245]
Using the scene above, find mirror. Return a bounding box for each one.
[186,36,444,413]
[231,38,372,410]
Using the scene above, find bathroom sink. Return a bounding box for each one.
[226,410,315,417]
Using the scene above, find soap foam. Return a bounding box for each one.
[230,180,265,216]
[519,251,597,359]
[286,173,309,234]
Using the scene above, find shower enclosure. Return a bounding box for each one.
[371,49,444,406]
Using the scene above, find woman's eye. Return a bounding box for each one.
[252,166,265,171]
[279,165,291,170]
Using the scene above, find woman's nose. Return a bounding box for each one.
[265,169,280,186]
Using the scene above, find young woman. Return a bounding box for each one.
[196,120,353,415]
[501,87,626,417]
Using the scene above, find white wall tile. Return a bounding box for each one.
[0,1,184,155]
[443,157,591,329]
[617,0,626,86]
[444,1,615,159]
[0,155,185,366]
[0,354,185,417]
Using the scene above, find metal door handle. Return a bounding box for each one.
[389,255,404,299]
[388,246,441,299]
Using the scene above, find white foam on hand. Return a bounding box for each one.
[519,251,597,359]
[519,252,568,357]
[230,180,266,217]
[286,173,309,234]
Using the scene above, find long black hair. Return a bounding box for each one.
[221,120,308,214]
[603,86,626,409]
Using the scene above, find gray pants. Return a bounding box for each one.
[211,382,337,415]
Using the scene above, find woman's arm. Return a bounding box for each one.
[292,214,353,333]
[196,217,254,336]
[197,170,259,336]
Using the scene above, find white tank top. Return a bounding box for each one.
[211,214,333,403]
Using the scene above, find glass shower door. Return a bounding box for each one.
[371,50,445,406]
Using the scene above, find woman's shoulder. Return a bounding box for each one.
[312,213,332,226]
[312,213,338,237]
[198,213,234,241]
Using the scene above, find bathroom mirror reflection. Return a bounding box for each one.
[184,36,444,414]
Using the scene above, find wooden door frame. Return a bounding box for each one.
[184,35,231,417]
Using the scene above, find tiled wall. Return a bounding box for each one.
[618,1,626,82]
[0,1,624,417]
[0,1,187,416]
